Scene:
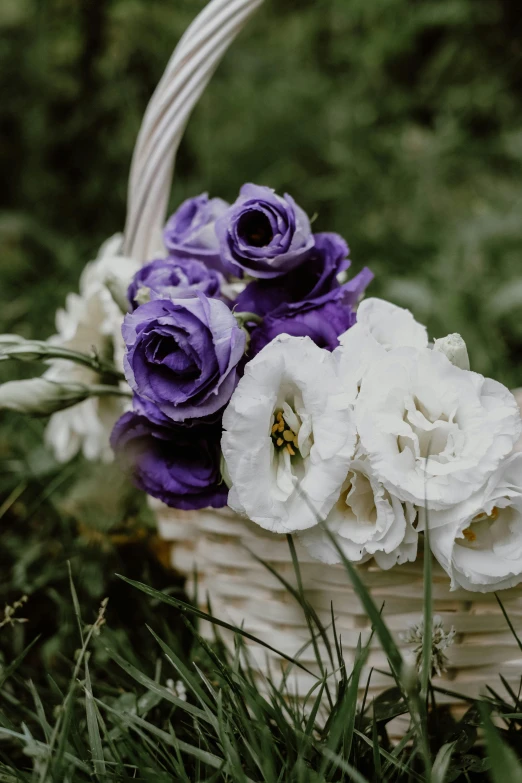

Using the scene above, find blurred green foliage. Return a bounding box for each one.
[1,3,522,774]
[1,0,522,388]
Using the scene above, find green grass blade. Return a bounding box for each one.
[496,593,522,656]
[481,703,522,783]
[104,643,211,724]
[84,655,106,778]
[320,748,371,782]
[118,575,316,676]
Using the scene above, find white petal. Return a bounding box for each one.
[222,335,357,533]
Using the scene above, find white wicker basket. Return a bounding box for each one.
[124,0,522,705]
[153,499,522,704]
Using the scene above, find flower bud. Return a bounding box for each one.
[0,334,24,346]
[100,255,140,314]
[220,453,233,489]
[0,378,93,416]
[433,333,470,371]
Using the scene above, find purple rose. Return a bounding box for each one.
[215,183,314,279]
[127,256,222,310]
[163,193,230,273]
[122,294,246,421]
[111,412,227,510]
[235,232,350,316]
[249,267,374,354]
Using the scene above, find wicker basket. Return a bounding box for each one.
[153,499,522,704]
[124,0,522,704]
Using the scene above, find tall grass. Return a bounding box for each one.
[1,524,522,781]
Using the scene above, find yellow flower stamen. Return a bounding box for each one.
[271,408,300,458]
[465,506,500,543]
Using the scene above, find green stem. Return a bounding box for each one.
[233,311,263,327]
[87,385,132,399]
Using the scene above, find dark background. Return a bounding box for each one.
[2,0,522,386]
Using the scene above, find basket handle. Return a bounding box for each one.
[123,0,265,263]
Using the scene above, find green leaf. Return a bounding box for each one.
[432,741,456,783]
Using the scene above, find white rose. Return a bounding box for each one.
[222,335,357,533]
[356,346,521,510]
[299,452,418,568]
[335,298,428,395]
[428,452,522,592]
[44,235,137,463]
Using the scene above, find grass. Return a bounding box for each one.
[1,445,522,780]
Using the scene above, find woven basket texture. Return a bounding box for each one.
[153,498,522,706]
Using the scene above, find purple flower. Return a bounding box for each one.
[163,193,230,273]
[216,183,314,279]
[122,294,246,421]
[249,267,374,355]
[111,412,227,510]
[127,256,222,310]
[235,232,350,316]
[133,393,224,428]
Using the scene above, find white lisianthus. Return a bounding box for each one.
[222,335,357,533]
[428,452,522,592]
[44,235,138,463]
[335,298,428,396]
[299,452,418,568]
[352,297,429,352]
[355,347,521,510]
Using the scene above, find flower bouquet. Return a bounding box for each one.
[3,0,522,702]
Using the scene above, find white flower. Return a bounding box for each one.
[44,235,137,463]
[400,615,456,677]
[352,297,428,352]
[222,335,357,533]
[355,346,521,510]
[428,452,522,592]
[299,452,418,568]
[335,298,428,395]
[166,679,187,702]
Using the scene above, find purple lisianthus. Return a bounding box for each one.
[248,267,374,355]
[133,393,224,428]
[122,294,246,421]
[235,232,350,317]
[163,193,230,273]
[216,183,314,279]
[111,412,227,510]
[127,256,222,310]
